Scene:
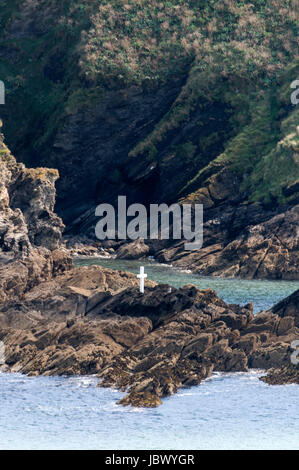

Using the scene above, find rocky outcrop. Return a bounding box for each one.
[0,264,155,374]
[154,183,299,280]
[63,166,299,280]
[1,252,297,406]
[0,129,298,408]
[260,365,299,385]
[258,291,299,385]
[116,238,150,260]
[0,131,71,302]
[64,235,113,257]
[270,289,299,327]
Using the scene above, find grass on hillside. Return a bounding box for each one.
[0,0,298,205]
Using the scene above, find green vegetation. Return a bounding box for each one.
[0,0,298,205]
[181,62,299,204]
[80,0,298,88]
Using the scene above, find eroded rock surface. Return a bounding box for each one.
[156,188,299,280]
[0,130,298,407]
[1,262,298,407]
[0,131,71,302]
[260,365,299,385]
[63,160,298,281]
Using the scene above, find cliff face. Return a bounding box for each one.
[0,122,298,405]
[0,130,63,250]
[0,133,297,404]
[0,131,71,302]
[0,1,298,278]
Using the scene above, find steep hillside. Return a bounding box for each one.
[0,1,298,216]
[0,1,298,276]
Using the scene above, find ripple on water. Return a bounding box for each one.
[0,370,298,450]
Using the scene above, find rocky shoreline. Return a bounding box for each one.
[1,267,298,407]
[63,194,299,281]
[0,131,298,408]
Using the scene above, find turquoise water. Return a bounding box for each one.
[0,258,298,450]
[75,257,299,313]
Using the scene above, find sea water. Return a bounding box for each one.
[0,371,298,450]
[75,257,299,313]
[0,258,298,450]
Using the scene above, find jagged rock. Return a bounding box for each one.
[270,289,299,326]
[283,180,299,197]
[260,364,299,385]
[119,391,162,408]
[1,279,298,407]
[245,311,279,334]
[233,334,261,355]
[0,132,71,302]
[156,203,299,280]
[9,167,64,250]
[9,264,155,320]
[63,235,109,257]
[218,312,248,330]
[116,238,150,260]
[277,316,295,336]
[249,343,291,369]
[183,187,214,209]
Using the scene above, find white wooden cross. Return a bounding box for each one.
[137,266,147,294]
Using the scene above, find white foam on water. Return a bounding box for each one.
[0,371,298,449]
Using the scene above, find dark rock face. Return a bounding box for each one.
[260,365,299,385]
[66,162,298,280]
[154,173,299,280]
[36,81,188,225]
[258,290,299,385]
[270,289,299,327]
